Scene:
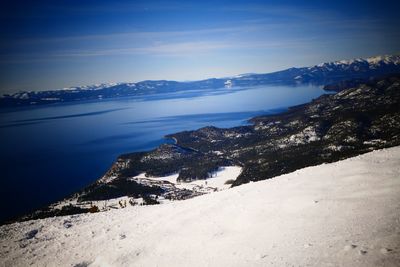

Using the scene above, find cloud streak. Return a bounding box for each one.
[1,14,387,63]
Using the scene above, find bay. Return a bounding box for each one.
[0,84,327,222]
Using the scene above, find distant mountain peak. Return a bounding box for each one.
[60,82,123,91]
[315,54,400,68]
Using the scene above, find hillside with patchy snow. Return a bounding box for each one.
[1,146,399,267]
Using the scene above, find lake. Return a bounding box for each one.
[0,84,327,222]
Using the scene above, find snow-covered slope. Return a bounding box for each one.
[1,147,400,267]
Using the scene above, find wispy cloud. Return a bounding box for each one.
[0,36,328,63]
[55,41,232,57]
[14,21,284,45]
[2,13,386,63]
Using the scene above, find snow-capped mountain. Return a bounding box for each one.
[232,54,400,86]
[333,55,400,67]
[60,82,123,91]
[1,55,400,108]
[297,54,400,81]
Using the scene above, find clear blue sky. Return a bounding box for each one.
[0,0,399,93]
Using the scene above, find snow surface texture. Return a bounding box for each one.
[1,147,400,267]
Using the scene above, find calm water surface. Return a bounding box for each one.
[0,85,327,221]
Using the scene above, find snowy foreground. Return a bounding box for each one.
[1,147,400,267]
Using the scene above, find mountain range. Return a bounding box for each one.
[1,55,400,108]
[18,73,400,222]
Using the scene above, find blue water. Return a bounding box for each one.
[0,85,327,222]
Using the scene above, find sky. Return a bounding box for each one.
[0,0,399,94]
